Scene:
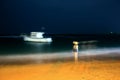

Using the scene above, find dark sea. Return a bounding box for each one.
[0,35,120,63]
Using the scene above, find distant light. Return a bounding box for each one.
[41,26,45,30]
[110,32,113,34]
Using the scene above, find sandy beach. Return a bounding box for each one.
[0,54,120,80]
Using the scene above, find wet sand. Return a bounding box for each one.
[0,53,120,80]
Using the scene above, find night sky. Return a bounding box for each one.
[1,0,120,34]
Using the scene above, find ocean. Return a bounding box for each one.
[0,36,120,56]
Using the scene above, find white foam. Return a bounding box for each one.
[79,47,120,56]
[0,47,120,60]
[0,51,73,60]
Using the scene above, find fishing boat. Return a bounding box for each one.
[23,32,52,42]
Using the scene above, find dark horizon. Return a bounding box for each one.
[0,31,120,36]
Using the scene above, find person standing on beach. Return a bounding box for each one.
[73,41,79,63]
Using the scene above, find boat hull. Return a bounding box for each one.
[23,36,52,42]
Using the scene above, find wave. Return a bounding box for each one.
[0,47,120,64]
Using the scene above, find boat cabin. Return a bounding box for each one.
[30,32,44,38]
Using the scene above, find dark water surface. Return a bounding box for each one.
[0,36,120,56]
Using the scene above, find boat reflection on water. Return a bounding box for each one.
[24,42,52,53]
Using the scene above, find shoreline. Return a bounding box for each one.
[0,52,120,65]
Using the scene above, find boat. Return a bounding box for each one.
[23,32,52,42]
